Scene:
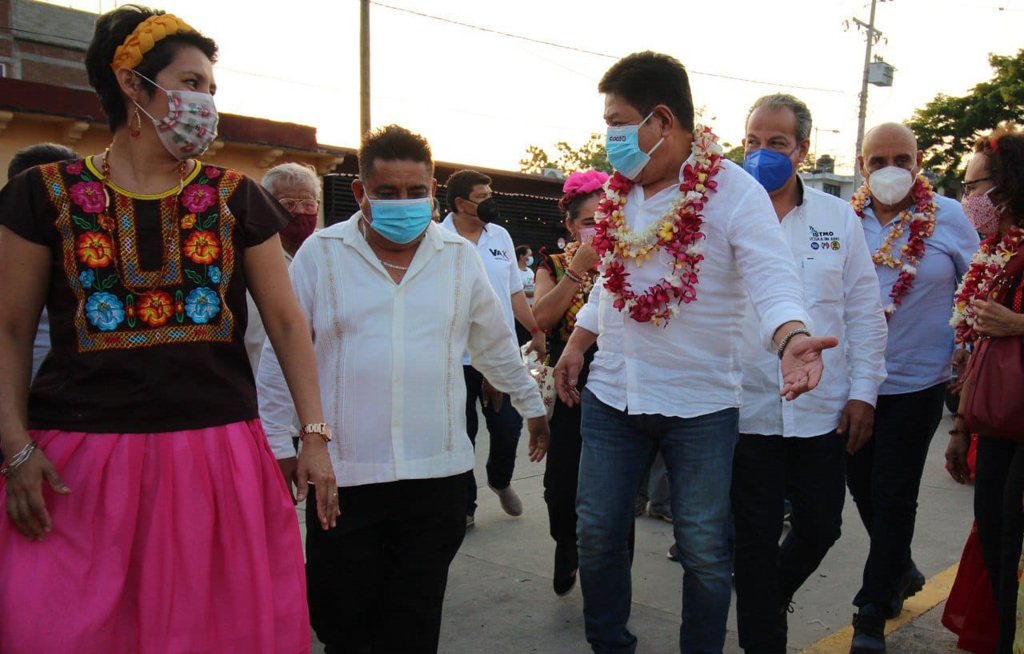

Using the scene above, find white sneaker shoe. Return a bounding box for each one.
[489,484,523,516]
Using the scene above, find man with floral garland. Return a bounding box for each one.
[732,93,888,654]
[844,123,979,654]
[553,51,839,654]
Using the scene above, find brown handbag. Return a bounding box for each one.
[963,251,1024,441]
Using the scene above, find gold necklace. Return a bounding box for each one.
[100,147,188,206]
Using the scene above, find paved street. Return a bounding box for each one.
[302,410,974,653]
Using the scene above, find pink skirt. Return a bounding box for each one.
[0,420,310,654]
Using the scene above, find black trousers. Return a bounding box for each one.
[306,474,467,654]
[974,436,1024,654]
[845,382,946,609]
[731,431,846,654]
[463,365,523,516]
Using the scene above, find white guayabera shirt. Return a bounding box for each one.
[740,181,888,438]
[257,215,545,487]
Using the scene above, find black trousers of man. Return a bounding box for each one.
[731,430,846,654]
[845,383,946,612]
[306,474,467,654]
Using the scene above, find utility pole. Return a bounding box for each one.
[853,0,881,190]
[360,0,371,141]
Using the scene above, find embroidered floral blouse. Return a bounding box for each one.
[0,157,291,432]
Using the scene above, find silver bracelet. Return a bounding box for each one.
[0,441,38,478]
[776,328,812,360]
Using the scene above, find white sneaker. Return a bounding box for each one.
[489,484,523,516]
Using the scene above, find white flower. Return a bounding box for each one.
[902,264,917,275]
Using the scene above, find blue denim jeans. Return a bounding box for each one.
[576,389,739,654]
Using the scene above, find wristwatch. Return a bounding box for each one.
[299,422,332,443]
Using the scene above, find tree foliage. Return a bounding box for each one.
[519,133,612,175]
[907,49,1024,190]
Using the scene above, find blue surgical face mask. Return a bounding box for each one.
[526,256,534,266]
[605,111,665,180]
[367,197,433,244]
[743,146,799,193]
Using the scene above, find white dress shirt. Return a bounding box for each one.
[441,214,522,365]
[244,251,293,377]
[574,159,811,419]
[739,181,888,438]
[257,215,546,487]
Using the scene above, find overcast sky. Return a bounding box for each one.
[48,0,1024,174]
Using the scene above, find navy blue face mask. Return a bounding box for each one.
[743,146,799,193]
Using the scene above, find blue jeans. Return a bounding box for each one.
[576,389,739,654]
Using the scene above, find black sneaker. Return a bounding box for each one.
[553,540,578,597]
[887,562,926,618]
[850,606,886,654]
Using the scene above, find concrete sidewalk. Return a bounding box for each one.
[303,411,975,653]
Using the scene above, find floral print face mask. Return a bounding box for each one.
[132,70,219,160]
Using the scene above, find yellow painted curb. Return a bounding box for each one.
[801,563,959,654]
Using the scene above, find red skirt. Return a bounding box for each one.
[943,523,999,654]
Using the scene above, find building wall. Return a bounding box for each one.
[801,172,857,201]
[1,0,93,89]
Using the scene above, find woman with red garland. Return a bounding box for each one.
[0,6,337,653]
[532,169,607,597]
[945,124,1024,654]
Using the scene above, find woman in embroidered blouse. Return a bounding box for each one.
[531,169,607,597]
[945,125,1024,654]
[0,6,337,654]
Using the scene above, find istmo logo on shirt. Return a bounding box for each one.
[808,225,841,251]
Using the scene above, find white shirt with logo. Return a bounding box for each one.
[739,182,888,438]
[441,213,522,365]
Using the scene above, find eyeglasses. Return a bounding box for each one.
[279,198,320,213]
[961,176,993,194]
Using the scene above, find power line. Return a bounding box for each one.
[369,1,849,95]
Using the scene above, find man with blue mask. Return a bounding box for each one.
[256,125,549,654]
[554,52,839,654]
[843,123,979,654]
[443,170,548,527]
[732,94,887,654]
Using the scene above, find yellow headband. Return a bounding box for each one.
[109,14,196,72]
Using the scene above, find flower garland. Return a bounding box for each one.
[850,175,938,320]
[591,124,723,326]
[950,225,1024,346]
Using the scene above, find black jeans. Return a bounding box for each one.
[463,365,523,516]
[974,436,1024,654]
[544,395,583,551]
[306,474,467,654]
[845,382,946,609]
[731,431,846,654]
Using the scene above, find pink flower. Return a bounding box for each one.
[205,167,222,179]
[69,181,106,213]
[562,169,610,196]
[182,184,217,213]
[65,161,83,176]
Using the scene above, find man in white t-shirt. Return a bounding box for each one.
[442,170,547,526]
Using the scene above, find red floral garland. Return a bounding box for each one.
[591,125,724,326]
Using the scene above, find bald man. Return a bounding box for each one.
[845,123,979,654]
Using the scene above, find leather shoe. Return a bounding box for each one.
[850,605,886,654]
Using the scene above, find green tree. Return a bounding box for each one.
[519,133,612,175]
[721,143,745,166]
[907,49,1024,191]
